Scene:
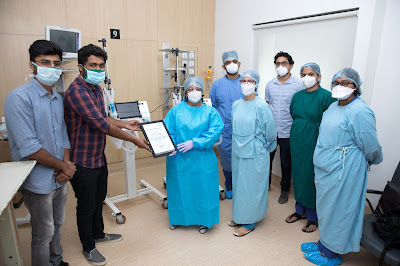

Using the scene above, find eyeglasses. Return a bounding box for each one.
[240,80,256,85]
[86,62,106,69]
[275,62,289,67]
[332,80,354,87]
[35,59,62,68]
[186,87,202,92]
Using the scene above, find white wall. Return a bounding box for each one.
[366,0,400,190]
[214,0,400,197]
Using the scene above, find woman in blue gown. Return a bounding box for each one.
[228,69,276,237]
[302,68,383,265]
[164,77,223,234]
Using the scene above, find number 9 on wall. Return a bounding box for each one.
[110,29,120,39]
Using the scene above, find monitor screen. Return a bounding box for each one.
[115,102,142,119]
[49,29,79,54]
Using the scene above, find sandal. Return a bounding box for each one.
[228,220,240,227]
[302,221,318,233]
[286,212,306,223]
[233,226,253,237]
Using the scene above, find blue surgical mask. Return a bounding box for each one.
[81,64,105,85]
[32,62,62,86]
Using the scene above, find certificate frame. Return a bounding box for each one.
[139,120,177,158]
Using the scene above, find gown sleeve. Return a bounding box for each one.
[347,105,383,165]
[290,91,298,119]
[210,83,218,108]
[164,106,177,145]
[261,103,277,152]
[192,108,224,149]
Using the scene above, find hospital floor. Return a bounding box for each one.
[14,156,384,265]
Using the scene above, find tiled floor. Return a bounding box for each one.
[12,156,382,265]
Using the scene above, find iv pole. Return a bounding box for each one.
[98,38,117,118]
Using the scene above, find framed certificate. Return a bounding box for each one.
[140,120,177,158]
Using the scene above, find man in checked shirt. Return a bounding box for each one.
[264,51,303,205]
[63,44,151,265]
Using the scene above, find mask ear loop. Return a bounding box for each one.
[26,62,37,81]
[79,64,88,79]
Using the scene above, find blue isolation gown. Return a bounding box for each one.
[231,97,276,224]
[164,100,224,228]
[209,75,243,172]
[313,98,383,254]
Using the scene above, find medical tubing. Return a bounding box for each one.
[150,93,171,113]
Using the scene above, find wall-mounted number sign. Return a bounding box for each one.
[110,29,120,39]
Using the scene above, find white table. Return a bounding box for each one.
[0,160,36,266]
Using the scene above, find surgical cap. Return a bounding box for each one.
[300,62,321,76]
[331,68,363,95]
[243,69,260,88]
[222,50,239,64]
[184,76,203,94]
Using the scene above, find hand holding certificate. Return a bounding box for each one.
[139,120,177,158]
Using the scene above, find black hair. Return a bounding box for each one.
[78,44,108,65]
[29,40,63,62]
[274,51,294,65]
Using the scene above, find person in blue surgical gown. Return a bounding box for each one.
[209,50,244,199]
[228,69,276,237]
[302,68,383,265]
[164,77,224,234]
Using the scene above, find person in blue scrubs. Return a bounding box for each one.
[228,69,276,237]
[164,77,224,234]
[209,50,244,199]
[302,68,383,265]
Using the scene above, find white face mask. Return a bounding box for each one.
[276,66,289,77]
[32,62,62,86]
[241,83,256,96]
[302,76,317,89]
[187,90,202,103]
[331,85,355,100]
[226,62,239,75]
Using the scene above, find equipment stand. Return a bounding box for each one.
[105,132,167,224]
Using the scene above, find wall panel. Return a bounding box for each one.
[0,0,67,35]
[0,0,215,162]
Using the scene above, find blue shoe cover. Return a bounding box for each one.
[303,251,343,266]
[301,242,319,252]
[226,190,232,199]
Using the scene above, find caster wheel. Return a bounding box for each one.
[162,200,168,209]
[116,214,126,224]
[219,191,227,200]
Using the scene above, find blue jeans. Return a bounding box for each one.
[22,184,68,266]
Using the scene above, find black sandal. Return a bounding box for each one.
[302,221,318,233]
[286,212,306,223]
